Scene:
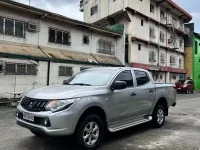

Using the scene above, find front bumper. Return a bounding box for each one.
[16,105,77,136]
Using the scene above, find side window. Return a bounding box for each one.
[134,70,150,86]
[114,70,133,87]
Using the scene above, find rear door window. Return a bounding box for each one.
[134,70,150,86]
[114,70,133,87]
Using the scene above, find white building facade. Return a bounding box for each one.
[0,0,124,98]
[81,0,192,83]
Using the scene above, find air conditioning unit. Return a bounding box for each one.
[27,23,38,32]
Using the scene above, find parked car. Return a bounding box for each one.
[16,67,176,150]
[175,79,194,94]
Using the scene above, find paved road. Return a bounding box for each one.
[0,93,200,150]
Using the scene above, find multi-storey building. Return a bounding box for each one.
[0,0,124,98]
[80,0,192,83]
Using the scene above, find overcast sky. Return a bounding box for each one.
[14,0,200,32]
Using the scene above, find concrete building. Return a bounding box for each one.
[0,0,124,98]
[80,0,192,83]
[184,23,200,90]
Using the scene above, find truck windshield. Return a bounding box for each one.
[64,70,115,86]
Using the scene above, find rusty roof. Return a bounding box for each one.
[0,42,122,66]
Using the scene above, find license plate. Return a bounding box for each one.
[23,112,34,122]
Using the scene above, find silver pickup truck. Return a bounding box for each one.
[16,67,176,150]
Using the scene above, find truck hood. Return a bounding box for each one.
[26,85,100,100]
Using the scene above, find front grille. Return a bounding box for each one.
[21,97,49,112]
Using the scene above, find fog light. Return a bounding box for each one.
[44,119,48,126]
[16,111,18,117]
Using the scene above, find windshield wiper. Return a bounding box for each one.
[71,83,91,86]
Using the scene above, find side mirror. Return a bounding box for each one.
[111,81,127,91]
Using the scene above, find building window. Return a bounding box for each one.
[5,64,37,75]
[49,28,71,46]
[91,5,98,16]
[195,41,198,55]
[0,17,25,38]
[160,31,165,42]
[149,51,156,62]
[0,17,3,34]
[172,17,177,27]
[160,10,165,20]
[150,4,154,13]
[160,53,165,65]
[138,44,141,50]
[149,27,155,38]
[141,19,144,26]
[170,56,176,67]
[83,35,89,45]
[98,40,113,55]
[59,66,73,76]
[179,58,183,69]
[179,40,183,48]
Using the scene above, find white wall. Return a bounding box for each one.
[0,61,48,98]
[0,6,124,64]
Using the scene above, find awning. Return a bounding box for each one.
[92,54,121,65]
[0,58,38,64]
[0,42,48,58]
[41,47,98,64]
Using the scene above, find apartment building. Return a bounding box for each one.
[80,0,192,83]
[0,0,124,98]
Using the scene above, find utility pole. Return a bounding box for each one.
[29,0,30,6]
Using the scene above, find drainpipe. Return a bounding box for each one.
[47,61,50,86]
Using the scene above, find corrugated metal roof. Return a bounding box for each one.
[92,54,121,65]
[0,42,122,66]
[0,42,47,58]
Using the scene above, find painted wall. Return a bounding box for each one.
[184,47,193,79]
[193,35,200,90]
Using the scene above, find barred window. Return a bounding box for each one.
[49,28,71,46]
[149,27,155,38]
[5,19,14,36]
[17,64,26,75]
[149,51,156,62]
[5,64,16,74]
[27,65,37,75]
[5,64,37,75]
[160,53,165,65]
[0,17,24,38]
[59,66,73,76]
[160,31,165,42]
[98,40,113,55]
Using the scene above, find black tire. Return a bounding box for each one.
[30,130,45,137]
[76,114,104,150]
[152,105,166,128]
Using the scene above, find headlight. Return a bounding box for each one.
[45,99,77,112]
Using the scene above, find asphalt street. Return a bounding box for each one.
[0,93,200,150]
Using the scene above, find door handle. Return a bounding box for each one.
[149,89,154,93]
[131,92,137,96]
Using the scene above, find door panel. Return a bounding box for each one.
[107,70,138,124]
[134,70,155,116]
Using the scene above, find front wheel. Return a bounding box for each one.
[152,105,166,128]
[76,114,104,150]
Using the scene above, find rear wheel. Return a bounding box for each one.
[152,105,166,128]
[76,114,104,150]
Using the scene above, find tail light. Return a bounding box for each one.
[183,84,187,88]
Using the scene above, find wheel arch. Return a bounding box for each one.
[154,97,169,116]
[75,106,107,131]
